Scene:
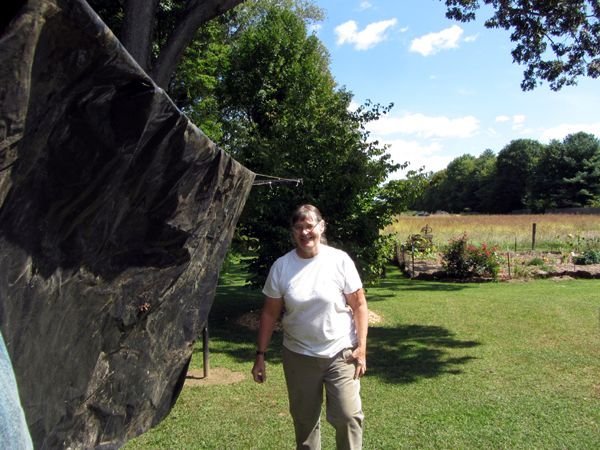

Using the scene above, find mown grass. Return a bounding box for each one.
[125,263,600,449]
[385,214,600,253]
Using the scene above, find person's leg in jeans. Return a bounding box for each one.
[324,348,364,450]
[283,347,325,450]
[0,331,33,450]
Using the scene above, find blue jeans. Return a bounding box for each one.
[0,331,33,449]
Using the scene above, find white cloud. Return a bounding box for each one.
[512,114,526,131]
[367,112,480,139]
[366,112,483,179]
[335,18,398,50]
[348,100,361,112]
[495,114,527,131]
[382,139,451,179]
[358,1,372,10]
[464,33,479,43]
[410,25,464,56]
[512,115,526,124]
[540,122,600,142]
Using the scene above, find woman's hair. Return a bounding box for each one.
[290,204,323,226]
[290,204,327,243]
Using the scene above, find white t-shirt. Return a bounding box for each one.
[262,244,363,358]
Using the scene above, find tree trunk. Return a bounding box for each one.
[151,0,246,89]
[121,0,160,72]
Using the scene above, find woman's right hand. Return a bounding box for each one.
[252,297,283,383]
[252,356,266,383]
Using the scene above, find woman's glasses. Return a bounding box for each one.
[292,221,322,234]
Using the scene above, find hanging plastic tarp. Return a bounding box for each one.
[0,1,255,448]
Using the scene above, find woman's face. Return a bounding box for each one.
[291,213,324,258]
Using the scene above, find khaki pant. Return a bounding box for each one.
[282,347,364,450]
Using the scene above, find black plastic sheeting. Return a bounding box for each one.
[0,1,255,448]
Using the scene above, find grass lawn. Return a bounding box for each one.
[125,264,600,449]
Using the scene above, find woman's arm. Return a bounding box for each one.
[344,288,368,379]
[251,296,284,383]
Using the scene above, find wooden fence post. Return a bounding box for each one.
[202,325,209,378]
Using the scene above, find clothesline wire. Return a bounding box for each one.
[252,171,303,187]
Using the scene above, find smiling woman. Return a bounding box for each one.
[251,204,370,449]
[290,204,327,258]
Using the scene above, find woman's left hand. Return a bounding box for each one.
[350,348,367,379]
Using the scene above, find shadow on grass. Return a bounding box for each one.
[367,325,480,383]
[197,320,480,386]
[366,268,478,302]
[196,281,279,363]
[367,282,471,302]
[200,260,480,384]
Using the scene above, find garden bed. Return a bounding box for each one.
[398,252,600,281]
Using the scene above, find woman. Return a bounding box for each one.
[251,204,368,450]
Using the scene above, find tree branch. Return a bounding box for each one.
[151,0,247,89]
[121,0,160,72]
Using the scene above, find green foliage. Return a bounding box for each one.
[573,249,600,265]
[442,233,501,279]
[529,132,600,211]
[169,19,231,140]
[521,256,554,273]
[380,167,429,213]
[416,132,600,214]
[416,151,498,213]
[562,232,600,252]
[403,235,434,254]
[444,0,600,91]
[492,139,543,213]
[526,257,546,266]
[218,8,399,285]
[399,226,437,260]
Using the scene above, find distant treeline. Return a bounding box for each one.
[411,132,600,214]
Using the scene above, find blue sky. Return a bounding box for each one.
[312,0,600,178]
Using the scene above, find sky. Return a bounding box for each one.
[311,0,600,179]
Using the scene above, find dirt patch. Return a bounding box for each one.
[235,310,282,331]
[367,310,383,324]
[185,367,246,387]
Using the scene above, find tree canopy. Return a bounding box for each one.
[443,0,600,90]
[88,0,247,88]
[89,1,600,93]
[86,1,600,283]
[218,9,399,284]
[414,132,600,213]
[492,139,543,213]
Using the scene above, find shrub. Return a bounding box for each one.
[523,256,553,273]
[526,257,546,266]
[442,233,501,279]
[399,233,436,259]
[573,249,600,265]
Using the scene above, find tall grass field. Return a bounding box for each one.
[125,261,600,449]
[385,214,600,253]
